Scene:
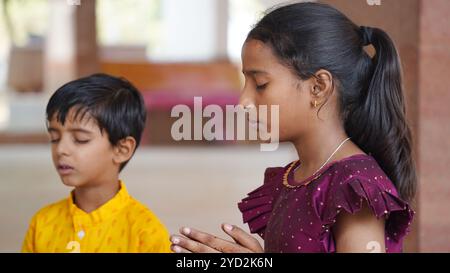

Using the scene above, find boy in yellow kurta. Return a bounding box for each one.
[22,74,171,253]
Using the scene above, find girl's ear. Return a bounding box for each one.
[112,136,137,166]
[309,69,334,107]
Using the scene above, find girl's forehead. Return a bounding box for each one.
[242,40,273,60]
[242,40,283,70]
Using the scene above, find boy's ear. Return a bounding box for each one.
[112,137,137,166]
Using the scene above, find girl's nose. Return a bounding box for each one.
[239,86,255,108]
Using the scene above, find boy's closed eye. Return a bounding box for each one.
[74,138,90,144]
[48,128,60,143]
[72,129,93,144]
[47,127,93,144]
[48,137,90,144]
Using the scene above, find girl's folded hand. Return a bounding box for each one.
[170,223,264,253]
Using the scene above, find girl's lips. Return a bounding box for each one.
[57,164,74,175]
[249,119,259,128]
[249,119,266,129]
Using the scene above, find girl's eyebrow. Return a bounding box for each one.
[242,69,269,76]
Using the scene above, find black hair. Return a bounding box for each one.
[46,73,147,171]
[247,2,416,201]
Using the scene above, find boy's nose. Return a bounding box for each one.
[55,139,71,156]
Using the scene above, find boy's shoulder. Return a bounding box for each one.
[124,197,167,228]
[30,197,69,223]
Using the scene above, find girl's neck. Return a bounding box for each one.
[73,180,120,213]
[292,124,352,172]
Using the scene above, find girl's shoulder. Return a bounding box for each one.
[325,153,398,195]
[316,155,415,246]
[237,162,293,237]
[239,161,292,204]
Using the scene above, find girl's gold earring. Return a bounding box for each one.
[312,100,318,108]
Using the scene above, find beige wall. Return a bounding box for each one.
[417,0,450,252]
[323,0,450,252]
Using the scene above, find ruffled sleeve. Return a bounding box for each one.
[321,175,414,249]
[237,166,285,238]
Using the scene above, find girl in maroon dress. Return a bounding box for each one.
[170,2,416,253]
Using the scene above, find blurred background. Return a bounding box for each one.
[0,0,449,252]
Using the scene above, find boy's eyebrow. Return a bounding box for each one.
[69,128,94,134]
[47,127,93,134]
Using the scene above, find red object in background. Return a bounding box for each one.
[140,90,240,146]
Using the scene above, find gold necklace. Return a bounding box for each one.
[282,137,351,189]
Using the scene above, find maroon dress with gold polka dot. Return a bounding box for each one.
[238,154,414,253]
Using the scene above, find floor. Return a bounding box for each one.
[0,144,297,252]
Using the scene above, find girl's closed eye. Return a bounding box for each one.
[50,138,60,144]
[256,82,269,91]
[253,74,270,91]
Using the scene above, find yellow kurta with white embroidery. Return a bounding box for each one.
[22,181,171,253]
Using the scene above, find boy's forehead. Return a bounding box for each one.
[49,108,99,130]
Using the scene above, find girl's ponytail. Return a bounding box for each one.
[346,26,417,201]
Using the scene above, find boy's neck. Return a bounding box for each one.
[73,180,121,213]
